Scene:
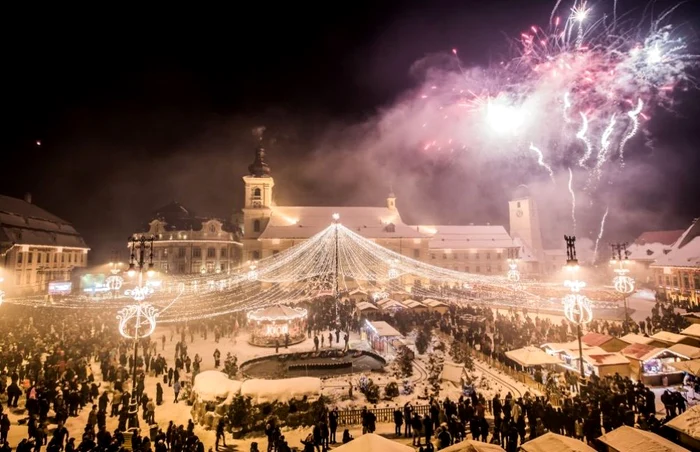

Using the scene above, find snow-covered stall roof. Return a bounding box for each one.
[541,341,597,353]
[651,331,688,345]
[349,289,368,295]
[597,425,689,452]
[402,299,427,309]
[422,298,448,307]
[506,346,563,367]
[378,299,406,311]
[581,332,615,347]
[668,343,700,359]
[333,433,414,452]
[581,351,629,367]
[666,404,700,441]
[240,377,321,404]
[440,439,506,452]
[520,432,595,452]
[621,343,671,362]
[441,362,466,384]
[366,320,402,337]
[669,358,700,377]
[681,324,700,339]
[356,301,379,311]
[247,305,307,321]
[620,333,654,345]
[191,371,242,402]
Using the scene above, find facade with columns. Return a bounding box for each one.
[240,145,561,277]
[0,194,89,295]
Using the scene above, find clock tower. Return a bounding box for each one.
[509,185,544,258]
[242,142,274,260]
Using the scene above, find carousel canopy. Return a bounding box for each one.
[247,304,307,321]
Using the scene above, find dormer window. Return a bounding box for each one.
[385,223,396,233]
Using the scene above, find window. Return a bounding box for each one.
[37,253,42,264]
[68,253,72,263]
[252,251,260,260]
[497,253,502,260]
[193,248,201,258]
[443,254,447,259]
[517,201,521,208]
[28,252,33,264]
[272,250,279,255]
[413,249,420,258]
[486,266,492,273]
[431,254,436,260]
[253,220,261,232]
[252,187,261,199]
[683,273,690,289]
[465,266,470,273]
[453,253,457,260]
[475,253,479,260]
[17,252,22,264]
[61,254,65,263]
[486,253,491,260]
[207,248,216,258]
[220,248,227,258]
[476,266,481,273]
[220,263,227,272]
[693,274,700,289]
[178,247,186,258]
[385,223,395,233]
[54,253,57,263]
[178,263,186,273]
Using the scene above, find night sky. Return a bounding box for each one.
[4,0,700,263]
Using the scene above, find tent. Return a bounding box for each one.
[506,346,563,367]
[520,432,595,452]
[669,358,700,377]
[440,439,505,452]
[597,425,689,452]
[332,433,414,452]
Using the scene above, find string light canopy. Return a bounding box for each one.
[4,215,539,322]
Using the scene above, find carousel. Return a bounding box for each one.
[247,304,308,347]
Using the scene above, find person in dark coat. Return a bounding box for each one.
[328,408,338,444]
[393,408,404,436]
[423,414,433,446]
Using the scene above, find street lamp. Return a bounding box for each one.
[563,235,592,379]
[610,243,635,332]
[116,235,157,431]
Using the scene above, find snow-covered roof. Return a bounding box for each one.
[441,362,466,384]
[651,218,700,269]
[258,206,425,240]
[440,440,506,452]
[366,320,402,337]
[651,330,689,345]
[581,332,615,347]
[669,358,700,377]
[520,432,595,452]
[581,352,629,367]
[681,323,700,339]
[0,195,89,249]
[379,299,406,310]
[333,433,414,452]
[402,299,427,309]
[506,346,563,367]
[620,333,654,345]
[627,230,685,262]
[247,304,307,321]
[621,343,666,361]
[356,301,378,311]
[666,404,700,441]
[668,343,700,359]
[598,425,689,452]
[421,224,517,250]
[541,341,597,353]
[422,298,448,307]
[349,289,367,295]
[635,230,686,246]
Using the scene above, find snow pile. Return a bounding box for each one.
[241,377,321,404]
[190,371,242,429]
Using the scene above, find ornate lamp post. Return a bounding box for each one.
[117,235,157,431]
[610,243,635,333]
[563,235,593,379]
[506,248,520,283]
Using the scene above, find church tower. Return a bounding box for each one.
[242,141,274,261]
[509,185,544,258]
[387,190,396,211]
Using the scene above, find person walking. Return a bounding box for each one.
[173,381,181,403]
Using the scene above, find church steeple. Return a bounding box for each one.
[248,145,271,177]
[387,186,396,210]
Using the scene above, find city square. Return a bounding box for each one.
[2,1,700,452]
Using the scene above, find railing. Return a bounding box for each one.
[336,404,431,425]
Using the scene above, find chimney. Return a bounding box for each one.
[24,192,32,204]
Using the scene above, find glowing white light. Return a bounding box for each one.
[563,294,593,324]
[105,275,124,291]
[486,98,526,135]
[613,275,635,294]
[388,268,400,280]
[332,213,340,221]
[117,303,158,339]
[576,112,592,167]
[124,285,154,302]
[529,143,555,182]
[0,290,4,307]
[372,291,389,301]
[507,261,521,282]
[564,279,586,293]
[647,44,662,64]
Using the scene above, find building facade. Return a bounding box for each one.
[240,145,560,277]
[0,194,89,295]
[134,202,242,275]
[627,229,685,285]
[650,218,700,305]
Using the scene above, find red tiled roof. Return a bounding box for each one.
[582,332,614,347]
[621,343,660,361]
[634,230,685,246]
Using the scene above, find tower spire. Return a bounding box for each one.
[248,127,271,177]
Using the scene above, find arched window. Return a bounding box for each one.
[253,219,261,232]
[209,223,216,233]
[253,187,262,199]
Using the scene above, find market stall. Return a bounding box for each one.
[362,320,403,355]
[621,343,689,385]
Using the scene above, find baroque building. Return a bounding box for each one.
[0,193,89,295]
[239,145,561,277]
[135,202,242,274]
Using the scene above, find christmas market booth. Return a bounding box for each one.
[247,304,308,347]
[621,343,690,386]
[362,320,404,356]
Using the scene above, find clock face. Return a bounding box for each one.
[516,209,523,218]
